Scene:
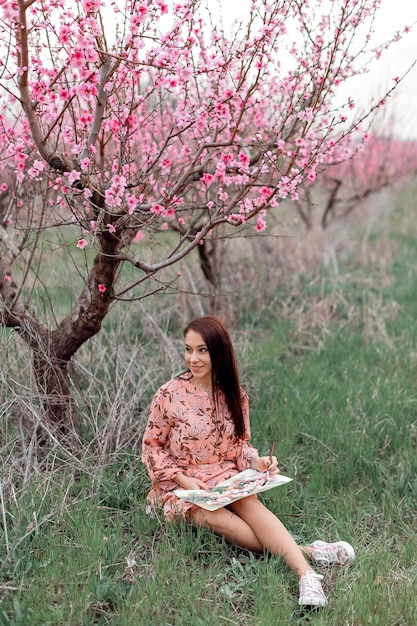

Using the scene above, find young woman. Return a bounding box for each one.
[142,315,355,607]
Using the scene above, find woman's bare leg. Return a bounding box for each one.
[188,496,314,578]
[188,505,264,553]
[230,495,314,577]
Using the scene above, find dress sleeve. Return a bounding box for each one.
[236,389,259,470]
[141,386,183,485]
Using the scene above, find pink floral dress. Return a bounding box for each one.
[141,374,259,521]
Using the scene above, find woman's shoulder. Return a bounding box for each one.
[154,373,191,396]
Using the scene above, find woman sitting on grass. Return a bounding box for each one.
[141,315,355,607]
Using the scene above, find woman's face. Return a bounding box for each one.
[184,329,212,386]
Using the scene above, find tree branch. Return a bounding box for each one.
[17,0,54,164]
[80,56,112,161]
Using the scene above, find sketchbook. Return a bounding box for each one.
[174,469,293,511]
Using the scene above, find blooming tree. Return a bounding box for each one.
[0,0,411,436]
[294,134,417,229]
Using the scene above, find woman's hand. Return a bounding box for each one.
[251,455,280,475]
[174,474,209,490]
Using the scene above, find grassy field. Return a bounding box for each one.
[1,183,417,625]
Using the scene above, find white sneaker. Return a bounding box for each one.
[298,571,327,607]
[309,540,355,566]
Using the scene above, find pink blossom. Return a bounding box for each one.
[228,213,245,225]
[80,157,90,172]
[76,238,88,249]
[238,152,250,167]
[0,1,18,20]
[71,49,85,68]
[298,108,314,123]
[104,190,116,206]
[278,178,289,199]
[138,4,147,17]
[31,159,45,175]
[255,217,267,232]
[126,194,138,215]
[112,174,127,187]
[133,231,144,243]
[107,223,116,234]
[83,0,101,12]
[162,207,175,218]
[98,283,107,293]
[201,172,214,185]
[68,170,81,185]
[0,183,8,191]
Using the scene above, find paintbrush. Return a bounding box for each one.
[264,441,275,483]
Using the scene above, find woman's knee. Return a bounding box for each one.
[230,494,260,514]
[188,507,232,535]
[187,506,209,528]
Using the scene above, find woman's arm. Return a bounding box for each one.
[142,391,209,491]
[141,388,184,485]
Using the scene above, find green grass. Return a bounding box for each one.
[1,185,417,624]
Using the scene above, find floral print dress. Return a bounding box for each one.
[141,374,259,521]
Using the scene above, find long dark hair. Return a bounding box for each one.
[183,316,246,439]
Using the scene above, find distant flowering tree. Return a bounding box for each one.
[294,134,417,229]
[0,0,412,436]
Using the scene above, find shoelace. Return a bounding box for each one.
[300,573,325,599]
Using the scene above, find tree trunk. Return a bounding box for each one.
[32,343,76,443]
[2,233,121,448]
